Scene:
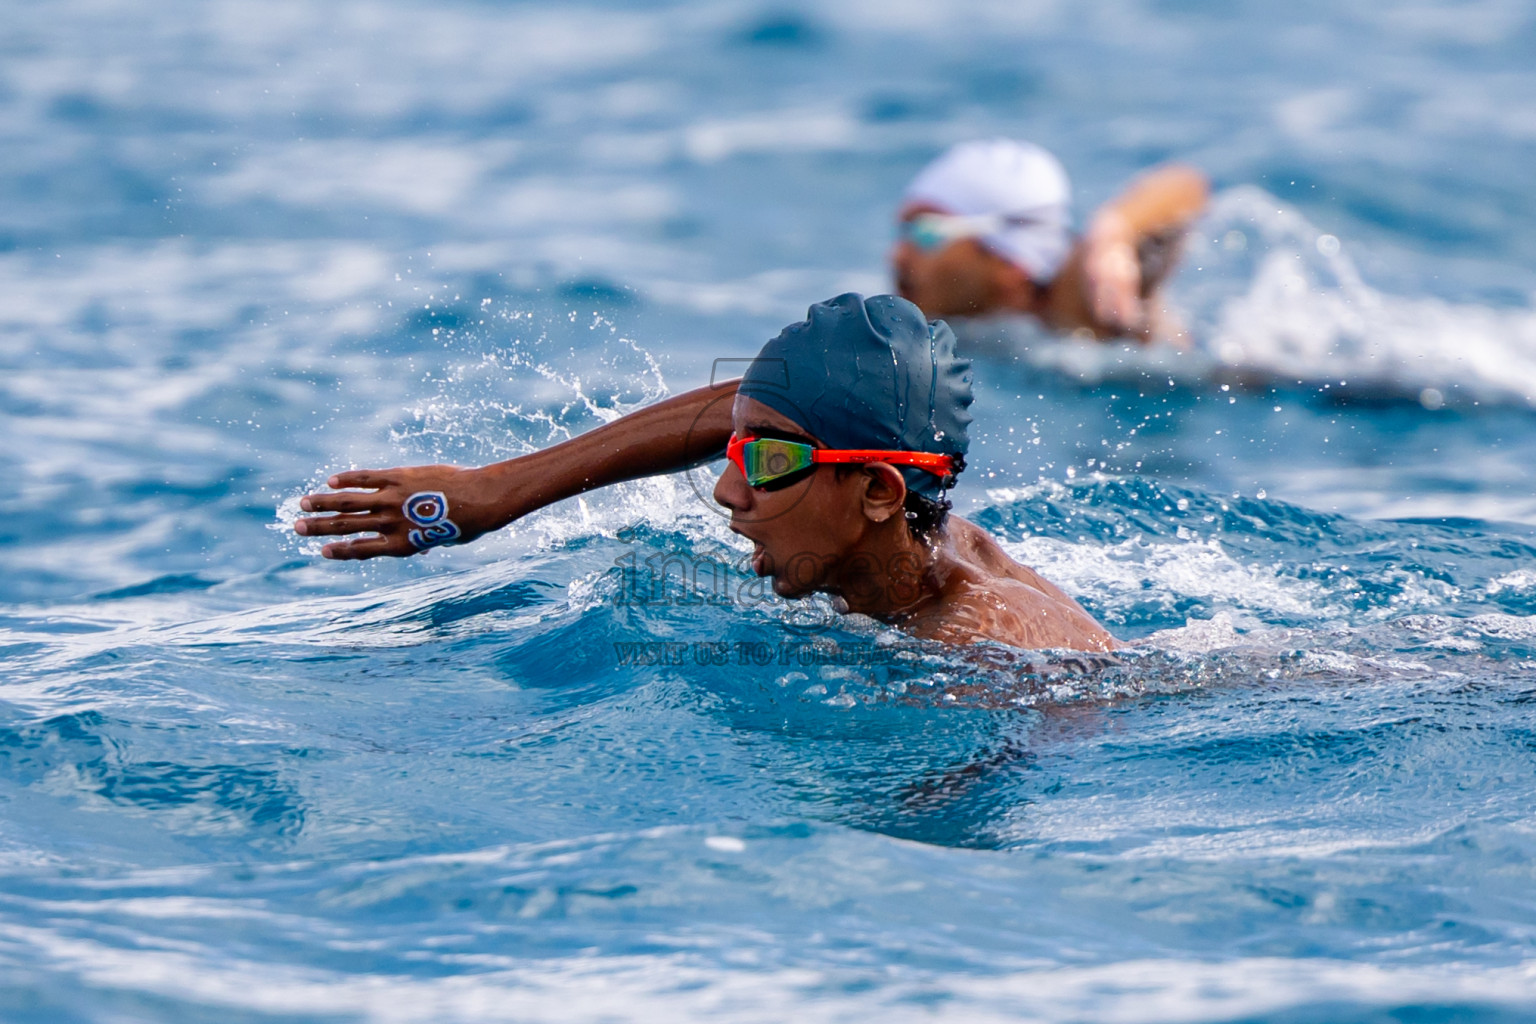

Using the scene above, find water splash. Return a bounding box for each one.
[959,188,1536,408]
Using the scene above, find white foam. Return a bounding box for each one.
[1144,612,1244,652]
[978,188,1536,407]
[1191,187,1536,406]
[1486,570,1536,596]
[996,524,1340,629]
[0,917,1531,1024]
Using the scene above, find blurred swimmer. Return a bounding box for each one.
[892,139,1209,342]
[295,293,1114,651]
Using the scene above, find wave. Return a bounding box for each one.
[1,825,1534,1023]
[959,187,1536,409]
[15,475,1531,710]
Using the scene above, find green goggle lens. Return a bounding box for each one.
[900,216,953,252]
[742,438,815,487]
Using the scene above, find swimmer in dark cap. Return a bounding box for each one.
[296,293,1114,651]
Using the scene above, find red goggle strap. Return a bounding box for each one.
[808,448,955,477]
[727,435,955,479]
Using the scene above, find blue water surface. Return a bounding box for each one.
[3,0,1536,1020]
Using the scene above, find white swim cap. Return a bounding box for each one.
[902,139,1074,283]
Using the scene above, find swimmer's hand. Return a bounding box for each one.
[1075,163,1208,345]
[295,465,528,560]
[1079,211,1147,339]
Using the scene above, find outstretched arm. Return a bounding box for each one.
[1053,163,1210,341]
[295,380,738,560]
[1090,163,1210,247]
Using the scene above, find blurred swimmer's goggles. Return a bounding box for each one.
[726,434,956,490]
[899,210,1050,252]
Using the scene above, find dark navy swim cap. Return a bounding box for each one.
[738,293,973,500]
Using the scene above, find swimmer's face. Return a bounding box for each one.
[714,395,883,601]
[891,202,1023,318]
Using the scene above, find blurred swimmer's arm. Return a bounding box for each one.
[294,381,738,560]
[1092,163,1210,248]
[1056,163,1210,341]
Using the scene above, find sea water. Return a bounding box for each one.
[3,0,1536,1020]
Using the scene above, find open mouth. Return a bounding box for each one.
[731,524,770,576]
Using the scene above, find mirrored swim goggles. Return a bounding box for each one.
[898,210,1051,252]
[726,433,956,491]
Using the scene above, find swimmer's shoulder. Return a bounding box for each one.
[939,575,1117,651]
[938,518,1117,651]
[948,518,1072,597]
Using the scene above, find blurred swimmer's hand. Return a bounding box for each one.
[1074,163,1208,344]
[295,381,739,561]
[1080,211,1147,338]
[295,465,520,560]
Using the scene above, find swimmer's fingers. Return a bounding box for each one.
[320,535,404,561]
[294,491,394,540]
[327,469,395,490]
[299,491,381,515]
[295,512,391,537]
[307,515,421,560]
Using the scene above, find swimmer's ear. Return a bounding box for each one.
[858,463,908,524]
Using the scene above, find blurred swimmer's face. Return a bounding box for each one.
[891,202,1018,318]
[713,395,878,600]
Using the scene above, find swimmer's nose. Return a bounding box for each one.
[713,459,752,513]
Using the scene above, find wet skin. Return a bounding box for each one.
[715,395,1115,651]
[294,382,1114,650]
[890,203,1017,319]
